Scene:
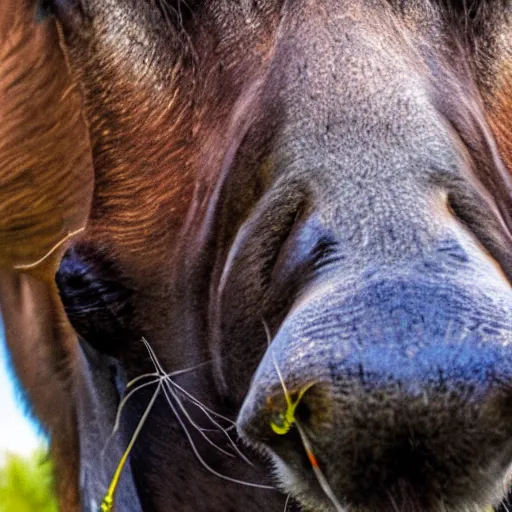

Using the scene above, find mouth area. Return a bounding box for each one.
[253,423,511,512]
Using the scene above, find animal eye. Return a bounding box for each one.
[56,246,135,357]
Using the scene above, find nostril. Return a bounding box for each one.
[237,269,512,512]
[236,380,333,451]
[295,399,313,425]
[266,382,325,437]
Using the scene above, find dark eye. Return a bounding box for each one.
[56,246,135,357]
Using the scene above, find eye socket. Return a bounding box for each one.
[56,245,135,357]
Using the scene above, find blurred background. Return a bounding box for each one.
[0,318,57,511]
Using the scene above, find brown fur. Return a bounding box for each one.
[0,3,93,510]
[488,80,512,173]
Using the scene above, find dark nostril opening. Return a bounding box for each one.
[295,400,312,425]
[266,382,325,436]
[242,381,326,445]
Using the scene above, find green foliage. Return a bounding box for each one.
[0,448,57,512]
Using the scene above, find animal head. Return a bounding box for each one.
[1,1,511,511]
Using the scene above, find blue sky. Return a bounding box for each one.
[0,320,44,457]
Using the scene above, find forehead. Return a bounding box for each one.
[74,0,510,77]
[59,0,511,281]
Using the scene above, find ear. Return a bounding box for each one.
[0,3,94,510]
[0,0,94,274]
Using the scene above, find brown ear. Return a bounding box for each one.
[0,0,94,273]
[0,270,81,511]
[0,3,94,511]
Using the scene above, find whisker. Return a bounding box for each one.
[262,319,273,348]
[106,361,214,460]
[140,337,254,466]
[137,336,275,490]
[126,360,211,390]
[138,345,232,430]
[284,493,292,512]
[101,353,213,507]
[295,423,344,512]
[159,378,276,490]
[169,380,236,426]
[100,336,274,510]
[163,381,237,458]
[387,491,401,512]
[200,425,236,433]
[101,378,161,472]
[168,379,255,466]
[100,381,162,511]
[14,227,85,270]
[126,372,161,389]
[141,337,167,375]
[113,379,161,435]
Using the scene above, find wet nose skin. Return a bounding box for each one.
[238,273,512,511]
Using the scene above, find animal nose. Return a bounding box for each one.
[238,276,512,511]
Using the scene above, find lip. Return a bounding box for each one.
[258,428,342,512]
[253,424,512,512]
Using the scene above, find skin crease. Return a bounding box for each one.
[0,1,511,511]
